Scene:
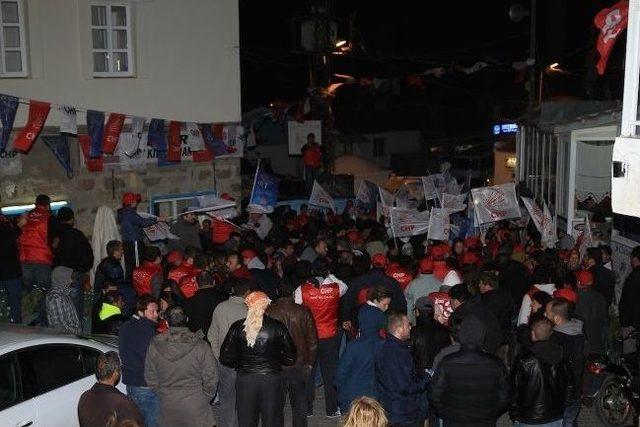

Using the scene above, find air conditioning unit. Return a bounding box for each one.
[612,136,640,217]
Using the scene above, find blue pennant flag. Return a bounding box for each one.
[86,110,105,158]
[42,134,73,178]
[249,166,279,211]
[200,124,228,156]
[0,94,19,152]
[147,119,173,167]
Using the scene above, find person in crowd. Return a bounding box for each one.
[478,271,514,354]
[301,132,323,191]
[336,292,385,413]
[573,269,608,355]
[53,206,93,321]
[207,279,251,427]
[78,351,143,427]
[94,240,125,294]
[0,213,23,323]
[185,270,228,336]
[410,296,451,374]
[545,298,585,427]
[496,243,530,313]
[118,295,160,427]
[169,211,202,251]
[145,305,218,427]
[267,281,318,427]
[295,257,347,418]
[600,244,613,270]
[449,283,503,354]
[357,285,392,336]
[226,250,253,281]
[514,291,553,354]
[404,257,440,324]
[133,246,164,299]
[517,262,557,326]
[375,312,429,427]
[619,246,640,336]
[300,237,329,263]
[585,247,615,307]
[243,210,273,240]
[342,397,389,427]
[342,254,407,330]
[510,318,575,427]
[430,315,510,426]
[199,218,214,252]
[167,246,200,294]
[220,291,296,427]
[242,248,266,270]
[294,204,310,230]
[46,265,81,334]
[117,192,159,281]
[93,290,127,335]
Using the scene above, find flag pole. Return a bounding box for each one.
[249,158,261,205]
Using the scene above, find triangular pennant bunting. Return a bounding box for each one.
[42,134,73,178]
[0,94,19,151]
[13,100,50,154]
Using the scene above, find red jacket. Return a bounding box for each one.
[301,281,340,339]
[132,261,162,296]
[168,262,198,285]
[179,270,199,299]
[18,206,53,265]
[303,144,322,168]
[212,218,234,245]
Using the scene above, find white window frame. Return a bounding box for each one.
[90,2,134,77]
[0,0,28,77]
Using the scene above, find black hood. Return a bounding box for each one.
[530,340,563,364]
[458,314,486,348]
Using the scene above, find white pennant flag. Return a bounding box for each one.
[521,197,557,248]
[379,186,394,207]
[116,117,146,157]
[578,216,593,259]
[309,180,335,212]
[59,105,77,135]
[421,176,438,201]
[390,207,430,238]
[356,180,373,206]
[471,183,521,224]
[428,208,450,241]
[394,185,410,208]
[184,123,205,151]
[442,193,467,213]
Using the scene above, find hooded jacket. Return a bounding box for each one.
[551,319,586,392]
[144,327,218,427]
[45,266,81,334]
[510,340,575,424]
[430,316,510,426]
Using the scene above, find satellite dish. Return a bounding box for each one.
[509,4,529,22]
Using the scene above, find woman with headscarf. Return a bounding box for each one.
[220,291,297,427]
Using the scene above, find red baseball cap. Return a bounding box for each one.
[554,288,578,303]
[574,269,594,287]
[385,263,413,288]
[461,251,480,266]
[122,192,142,206]
[372,253,387,268]
[167,250,183,264]
[419,257,434,274]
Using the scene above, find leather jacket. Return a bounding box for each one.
[219,315,296,374]
[510,340,576,424]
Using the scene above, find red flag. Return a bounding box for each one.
[78,134,103,172]
[13,100,50,153]
[102,113,125,154]
[167,121,182,162]
[594,0,629,75]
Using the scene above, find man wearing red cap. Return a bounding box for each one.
[573,269,608,355]
[117,192,159,281]
[404,257,441,324]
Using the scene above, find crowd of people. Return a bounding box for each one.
[1,190,638,427]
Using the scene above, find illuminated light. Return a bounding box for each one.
[548,62,560,70]
[335,40,347,48]
[505,156,517,169]
[1,201,69,215]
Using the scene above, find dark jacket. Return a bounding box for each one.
[94,256,125,292]
[168,218,202,251]
[591,264,615,307]
[267,297,318,372]
[430,316,510,426]
[619,267,640,329]
[410,314,451,373]
[219,315,297,374]
[78,382,143,427]
[510,340,575,424]
[449,296,504,354]
[498,259,530,312]
[357,303,387,335]
[574,287,608,355]
[480,287,514,340]
[53,223,94,272]
[336,307,384,411]
[118,314,156,386]
[250,268,281,301]
[185,287,229,336]
[375,335,429,425]
[0,216,21,281]
[551,319,586,393]
[117,206,157,242]
[341,268,407,322]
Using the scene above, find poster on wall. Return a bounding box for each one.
[288,120,321,155]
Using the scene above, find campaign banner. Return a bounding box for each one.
[421,175,438,200]
[13,100,50,154]
[102,113,125,154]
[471,183,521,224]
[389,207,430,238]
[309,180,335,211]
[441,193,467,213]
[521,197,556,247]
[428,208,450,241]
[249,166,279,212]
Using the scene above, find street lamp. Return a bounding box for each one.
[335,40,347,48]
[539,62,563,103]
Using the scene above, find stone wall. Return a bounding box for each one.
[0,133,241,236]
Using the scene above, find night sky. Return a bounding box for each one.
[240,0,620,140]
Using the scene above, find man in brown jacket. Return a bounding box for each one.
[267,281,318,427]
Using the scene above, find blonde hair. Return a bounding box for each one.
[243,291,271,347]
[342,397,388,427]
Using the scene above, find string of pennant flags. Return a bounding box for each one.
[0,93,248,176]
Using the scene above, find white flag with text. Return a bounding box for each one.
[390,207,430,237]
[309,180,335,211]
[428,208,451,241]
[471,183,521,224]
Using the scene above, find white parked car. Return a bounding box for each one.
[0,324,125,427]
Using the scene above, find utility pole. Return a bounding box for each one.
[529,0,537,106]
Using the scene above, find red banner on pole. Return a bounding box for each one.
[102,113,125,154]
[167,121,182,162]
[78,134,104,172]
[594,0,629,75]
[13,100,51,154]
